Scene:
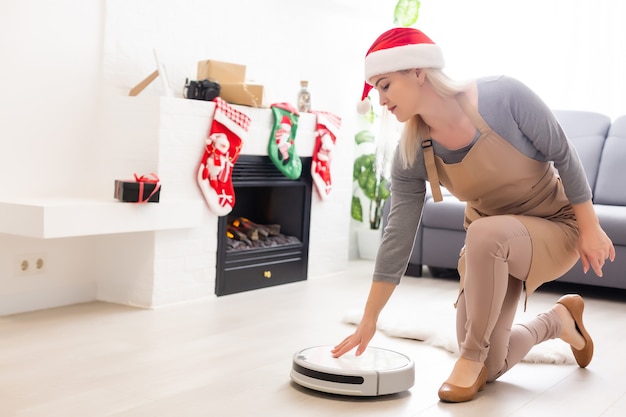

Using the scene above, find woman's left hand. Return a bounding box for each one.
[577,225,615,277]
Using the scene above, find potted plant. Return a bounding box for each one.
[351,107,395,259]
[351,130,390,230]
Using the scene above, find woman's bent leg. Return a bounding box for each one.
[456,216,565,381]
[458,216,532,363]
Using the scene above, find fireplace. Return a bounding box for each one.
[215,155,313,296]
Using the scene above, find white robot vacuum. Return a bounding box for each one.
[290,345,415,396]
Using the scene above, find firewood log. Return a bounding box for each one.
[231,218,259,241]
[237,217,271,239]
[227,225,251,243]
[264,224,281,236]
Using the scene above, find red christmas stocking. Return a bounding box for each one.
[311,110,341,200]
[268,102,302,179]
[197,97,251,216]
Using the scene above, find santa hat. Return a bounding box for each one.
[357,27,445,114]
[280,115,292,130]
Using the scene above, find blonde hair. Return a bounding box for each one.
[398,69,472,169]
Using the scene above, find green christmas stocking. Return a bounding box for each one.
[268,102,302,179]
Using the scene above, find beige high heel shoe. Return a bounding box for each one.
[557,294,594,368]
[438,364,488,403]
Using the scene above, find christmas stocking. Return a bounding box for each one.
[311,110,342,200]
[268,102,302,179]
[197,97,251,216]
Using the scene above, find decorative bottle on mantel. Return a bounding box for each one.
[297,80,311,113]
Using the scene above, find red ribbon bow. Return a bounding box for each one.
[132,172,160,203]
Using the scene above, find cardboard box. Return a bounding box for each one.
[197,60,246,84]
[220,83,265,107]
[114,180,161,203]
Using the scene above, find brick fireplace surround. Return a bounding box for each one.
[0,97,351,313]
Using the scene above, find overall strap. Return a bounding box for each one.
[421,138,443,202]
[421,91,490,202]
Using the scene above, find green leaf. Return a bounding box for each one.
[353,154,376,196]
[351,196,364,222]
[378,178,391,200]
[354,130,375,145]
[353,153,369,181]
[393,0,420,27]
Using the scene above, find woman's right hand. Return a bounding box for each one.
[331,318,377,358]
[332,281,396,358]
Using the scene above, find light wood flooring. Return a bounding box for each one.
[2,260,626,417]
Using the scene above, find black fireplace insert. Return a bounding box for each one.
[215,155,312,296]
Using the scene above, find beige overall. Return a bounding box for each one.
[422,93,581,378]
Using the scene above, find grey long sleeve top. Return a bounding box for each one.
[373,75,592,285]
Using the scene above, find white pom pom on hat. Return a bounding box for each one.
[356,27,445,114]
[356,91,373,115]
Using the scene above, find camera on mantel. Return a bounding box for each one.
[183,78,221,101]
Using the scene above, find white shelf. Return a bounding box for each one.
[0,198,204,239]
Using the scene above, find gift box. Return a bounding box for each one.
[197,60,246,84]
[220,82,265,107]
[114,174,161,203]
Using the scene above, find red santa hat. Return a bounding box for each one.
[280,115,292,130]
[357,27,445,114]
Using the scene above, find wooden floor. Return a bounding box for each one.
[2,260,626,417]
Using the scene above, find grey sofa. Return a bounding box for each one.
[383,110,626,290]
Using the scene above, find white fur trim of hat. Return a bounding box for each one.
[357,27,445,114]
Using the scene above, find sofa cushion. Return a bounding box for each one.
[422,194,466,230]
[553,110,611,190]
[594,204,626,246]
[593,115,626,206]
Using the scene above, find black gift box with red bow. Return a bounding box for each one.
[114,173,161,203]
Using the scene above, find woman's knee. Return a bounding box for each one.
[465,216,532,279]
[465,216,528,250]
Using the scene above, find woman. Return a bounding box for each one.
[332,27,615,403]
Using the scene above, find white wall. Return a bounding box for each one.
[1,0,624,315]
[0,0,104,198]
[101,0,397,112]
[0,0,104,314]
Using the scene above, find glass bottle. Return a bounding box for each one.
[297,80,311,112]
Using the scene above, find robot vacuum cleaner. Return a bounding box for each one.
[290,345,415,396]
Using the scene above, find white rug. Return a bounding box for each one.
[342,308,575,365]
